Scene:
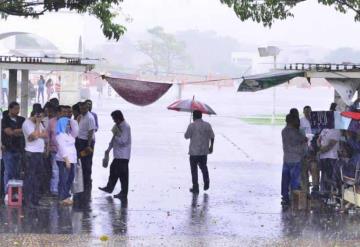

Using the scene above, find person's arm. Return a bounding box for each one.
[184,124,192,139]
[106,136,115,154]
[319,139,338,153]
[69,119,79,138]
[86,116,96,147]
[209,124,215,154]
[23,120,39,142]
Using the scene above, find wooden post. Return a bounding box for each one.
[21,70,29,117]
[8,69,17,103]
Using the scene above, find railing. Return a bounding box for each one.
[0,55,85,65]
[283,63,360,72]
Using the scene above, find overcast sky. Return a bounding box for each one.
[0,0,359,53]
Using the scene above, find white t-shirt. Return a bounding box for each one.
[300,117,312,135]
[319,128,341,159]
[22,119,45,153]
[78,112,96,140]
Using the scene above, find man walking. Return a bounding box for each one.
[281,114,307,206]
[1,102,25,195]
[184,110,215,194]
[2,73,8,106]
[99,110,131,200]
[75,102,96,192]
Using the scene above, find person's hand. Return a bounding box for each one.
[209,146,213,154]
[76,115,82,122]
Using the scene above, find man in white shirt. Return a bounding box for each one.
[22,108,47,207]
[99,110,131,200]
[185,110,215,194]
[317,128,341,194]
[299,105,320,192]
[75,102,96,192]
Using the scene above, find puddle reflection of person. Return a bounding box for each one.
[189,193,209,228]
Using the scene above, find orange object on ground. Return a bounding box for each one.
[7,180,23,207]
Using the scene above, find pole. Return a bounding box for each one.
[271,55,277,124]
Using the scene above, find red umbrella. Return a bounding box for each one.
[167,97,216,115]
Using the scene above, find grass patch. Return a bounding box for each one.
[240,116,285,126]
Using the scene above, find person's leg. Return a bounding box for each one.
[310,159,320,191]
[300,158,309,192]
[57,161,68,201]
[32,153,43,204]
[3,152,12,194]
[190,156,199,192]
[66,163,75,192]
[198,155,210,190]
[24,152,36,205]
[290,162,301,192]
[118,159,129,197]
[281,163,291,203]
[50,152,59,195]
[78,139,93,191]
[103,159,120,192]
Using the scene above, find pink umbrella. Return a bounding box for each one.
[167,97,216,115]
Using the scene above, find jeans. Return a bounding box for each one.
[24,152,44,204]
[57,161,75,200]
[50,152,59,194]
[38,88,44,103]
[3,151,21,194]
[190,155,209,189]
[75,138,94,191]
[105,159,129,196]
[281,162,301,202]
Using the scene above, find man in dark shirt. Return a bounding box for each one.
[1,101,25,194]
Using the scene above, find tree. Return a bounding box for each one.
[0,0,126,40]
[220,0,360,27]
[138,26,190,75]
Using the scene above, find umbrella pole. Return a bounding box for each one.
[190,95,195,123]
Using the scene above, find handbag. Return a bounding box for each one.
[71,159,84,194]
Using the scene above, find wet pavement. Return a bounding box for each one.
[1,86,360,246]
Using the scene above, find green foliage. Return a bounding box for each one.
[220,0,360,26]
[0,0,126,40]
[138,26,191,75]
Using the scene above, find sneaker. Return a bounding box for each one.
[204,182,209,191]
[114,192,127,200]
[98,187,112,193]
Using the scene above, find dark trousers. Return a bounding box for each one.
[57,161,75,200]
[190,155,209,189]
[105,159,129,196]
[24,152,44,204]
[75,138,94,191]
[319,158,337,193]
[281,162,301,202]
[3,151,21,194]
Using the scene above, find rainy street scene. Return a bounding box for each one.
[1,1,360,247]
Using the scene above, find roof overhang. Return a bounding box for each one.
[0,61,94,72]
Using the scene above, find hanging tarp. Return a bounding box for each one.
[237,70,305,92]
[104,76,173,106]
[327,79,360,106]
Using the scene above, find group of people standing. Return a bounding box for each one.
[0,98,104,207]
[281,103,360,206]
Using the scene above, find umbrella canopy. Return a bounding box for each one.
[167,99,216,115]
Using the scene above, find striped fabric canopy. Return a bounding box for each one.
[167,99,216,115]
